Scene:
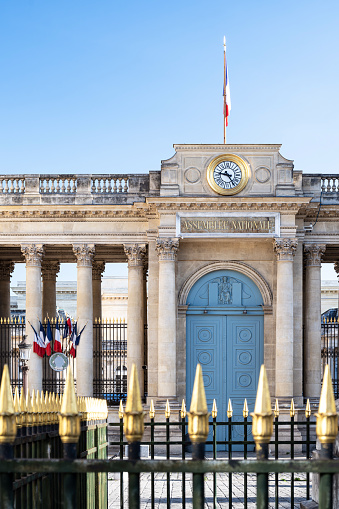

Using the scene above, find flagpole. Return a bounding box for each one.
[223,36,227,144]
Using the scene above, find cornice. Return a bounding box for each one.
[172,144,282,151]
[0,209,150,220]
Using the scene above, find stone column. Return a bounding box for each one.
[73,244,95,397]
[21,244,44,392]
[304,243,326,399]
[273,238,298,401]
[41,261,60,319]
[124,244,146,393]
[156,238,179,399]
[92,261,105,394]
[0,262,15,377]
[0,262,14,318]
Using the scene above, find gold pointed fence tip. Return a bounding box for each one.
[118,400,124,420]
[188,364,209,444]
[123,364,144,443]
[274,399,280,418]
[290,399,295,418]
[250,364,273,445]
[149,400,155,419]
[227,399,233,418]
[212,399,218,419]
[243,399,249,419]
[0,365,17,443]
[59,367,81,444]
[181,399,186,419]
[315,364,338,444]
[305,399,311,418]
[165,399,171,419]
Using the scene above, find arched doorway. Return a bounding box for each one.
[186,269,264,450]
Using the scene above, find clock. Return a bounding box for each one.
[206,154,250,195]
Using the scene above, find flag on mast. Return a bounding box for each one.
[30,322,45,357]
[223,36,231,142]
[45,319,52,356]
[54,318,62,352]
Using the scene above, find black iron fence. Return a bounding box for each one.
[321,317,339,397]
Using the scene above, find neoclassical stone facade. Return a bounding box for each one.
[0,144,338,410]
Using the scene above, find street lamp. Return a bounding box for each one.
[18,335,32,397]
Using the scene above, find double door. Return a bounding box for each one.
[186,313,263,450]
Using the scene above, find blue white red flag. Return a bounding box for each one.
[69,322,77,358]
[30,322,45,357]
[70,324,86,359]
[39,321,47,357]
[223,37,231,128]
[54,318,62,353]
[46,319,53,356]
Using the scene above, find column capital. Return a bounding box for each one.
[41,261,60,281]
[156,238,179,261]
[273,238,298,261]
[304,243,326,267]
[0,262,14,281]
[124,243,147,267]
[92,261,105,280]
[73,244,95,267]
[21,244,44,267]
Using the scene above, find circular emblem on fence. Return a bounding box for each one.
[49,353,69,372]
[198,329,212,342]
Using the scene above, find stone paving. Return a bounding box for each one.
[108,455,312,508]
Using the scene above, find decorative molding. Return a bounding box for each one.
[155,238,179,261]
[0,262,14,281]
[72,244,95,267]
[273,238,298,261]
[92,261,106,280]
[123,244,147,267]
[178,261,273,307]
[304,244,326,267]
[41,261,60,281]
[21,244,44,267]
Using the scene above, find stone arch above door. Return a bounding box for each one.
[178,261,273,307]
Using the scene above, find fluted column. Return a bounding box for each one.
[156,238,179,398]
[304,243,326,399]
[42,261,60,319]
[21,244,44,391]
[92,261,105,395]
[124,244,146,393]
[273,238,298,400]
[0,262,14,318]
[73,244,95,397]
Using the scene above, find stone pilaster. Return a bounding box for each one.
[273,238,298,401]
[124,244,147,394]
[304,243,326,399]
[21,244,44,392]
[73,244,95,396]
[41,261,60,319]
[0,262,14,318]
[156,238,179,398]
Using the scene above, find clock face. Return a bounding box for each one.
[213,161,242,190]
[206,154,250,195]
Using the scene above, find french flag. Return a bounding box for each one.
[54,318,62,353]
[70,324,86,359]
[45,319,53,357]
[69,322,77,358]
[39,321,47,357]
[31,323,45,357]
[223,36,231,127]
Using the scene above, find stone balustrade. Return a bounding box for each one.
[91,175,129,193]
[321,175,339,193]
[0,177,25,194]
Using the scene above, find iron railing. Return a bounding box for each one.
[321,317,339,397]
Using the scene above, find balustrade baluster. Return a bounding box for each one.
[113,178,117,193]
[66,179,71,193]
[14,179,19,193]
[102,179,107,193]
[56,179,61,193]
[4,179,9,194]
[118,178,123,193]
[107,178,112,193]
[91,179,96,193]
[0,179,3,194]
[9,180,14,193]
[60,178,66,193]
[50,179,55,193]
[123,179,128,192]
[327,179,331,192]
[71,179,76,192]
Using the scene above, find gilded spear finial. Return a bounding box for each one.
[20,388,27,427]
[14,387,22,428]
[0,365,17,444]
[305,399,311,418]
[149,400,155,419]
[188,364,209,444]
[227,399,233,418]
[212,399,218,419]
[26,390,33,427]
[165,399,171,419]
[290,399,295,418]
[274,399,279,418]
[59,367,81,444]
[118,400,124,420]
[124,364,144,443]
[250,365,273,444]
[315,364,338,444]
[243,399,249,419]
[181,399,186,419]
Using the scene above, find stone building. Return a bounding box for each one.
[0,145,338,422]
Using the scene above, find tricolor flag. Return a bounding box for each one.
[45,319,53,357]
[39,321,47,357]
[63,317,72,341]
[69,322,77,358]
[223,36,231,131]
[54,318,62,353]
[30,323,46,358]
[70,323,86,359]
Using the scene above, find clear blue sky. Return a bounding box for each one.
[0,0,338,174]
